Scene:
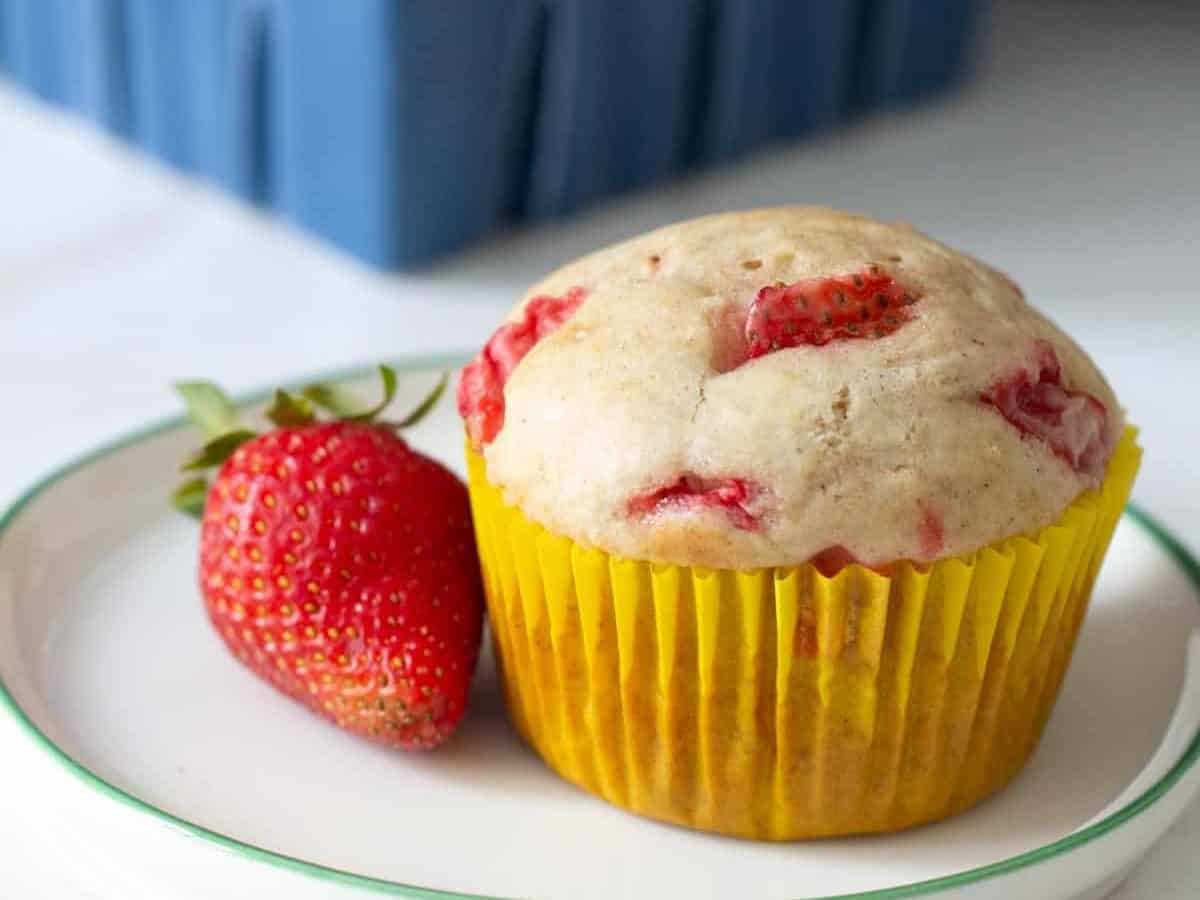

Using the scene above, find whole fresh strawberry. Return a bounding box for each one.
[171,367,483,750]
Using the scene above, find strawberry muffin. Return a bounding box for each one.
[458,207,1140,839]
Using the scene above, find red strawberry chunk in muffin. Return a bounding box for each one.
[982,341,1110,478]
[809,544,859,577]
[628,475,764,532]
[917,501,946,558]
[745,267,918,359]
[457,287,587,448]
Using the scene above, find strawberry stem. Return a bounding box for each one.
[265,389,316,428]
[301,381,365,419]
[302,365,395,421]
[343,365,398,422]
[302,365,445,430]
[379,372,447,430]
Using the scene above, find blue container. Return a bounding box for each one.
[525,0,705,218]
[699,0,862,164]
[1,0,85,105]
[857,0,979,107]
[0,0,980,269]
[269,0,545,266]
[78,0,132,135]
[0,7,8,74]
[124,0,235,180]
[1,1,40,92]
[1,0,131,132]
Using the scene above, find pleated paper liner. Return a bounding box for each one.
[465,428,1141,840]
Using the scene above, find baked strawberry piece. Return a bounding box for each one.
[982,341,1110,479]
[745,267,918,358]
[457,287,586,448]
[627,475,764,532]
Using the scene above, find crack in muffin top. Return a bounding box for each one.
[460,207,1122,569]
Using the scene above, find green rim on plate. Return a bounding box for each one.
[0,352,1197,900]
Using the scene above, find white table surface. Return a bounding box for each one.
[1,0,1198,896]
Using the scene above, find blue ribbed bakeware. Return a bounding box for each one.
[0,0,979,268]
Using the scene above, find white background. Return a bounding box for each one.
[1,0,1198,895]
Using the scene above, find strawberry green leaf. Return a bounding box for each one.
[300,381,362,419]
[345,365,398,422]
[179,429,257,473]
[171,476,209,518]
[265,389,315,428]
[302,364,397,423]
[175,381,242,439]
[382,372,448,430]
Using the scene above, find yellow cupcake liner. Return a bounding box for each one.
[466,429,1141,840]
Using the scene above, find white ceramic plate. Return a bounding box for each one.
[1,355,1199,900]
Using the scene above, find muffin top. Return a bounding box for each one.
[457,208,1122,569]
